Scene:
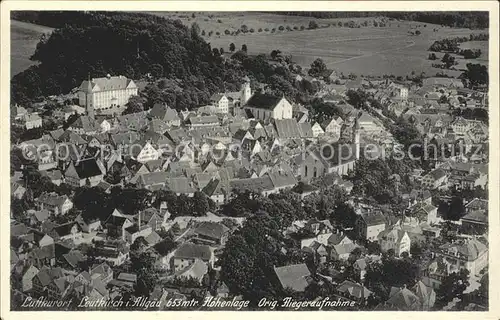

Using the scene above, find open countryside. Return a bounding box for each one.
[10,20,53,78]
[154,12,488,77]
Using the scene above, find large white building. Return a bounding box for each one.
[243,93,293,121]
[78,74,138,116]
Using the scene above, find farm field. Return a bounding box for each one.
[155,12,488,77]
[11,20,53,78]
[10,12,489,79]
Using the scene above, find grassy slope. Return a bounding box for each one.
[11,12,489,79]
[10,20,54,78]
[154,12,489,77]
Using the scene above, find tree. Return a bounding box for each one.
[441,53,456,69]
[150,63,164,78]
[308,21,319,29]
[428,53,437,60]
[229,43,235,52]
[192,191,210,216]
[435,269,470,308]
[308,58,327,77]
[270,50,282,60]
[241,44,248,52]
[240,25,248,33]
[278,25,285,31]
[123,95,145,115]
[212,48,220,56]
[218,215,287,304]
[461,63,488,89]
[219,47,224,55]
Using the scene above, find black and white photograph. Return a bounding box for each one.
[2,2,498,314]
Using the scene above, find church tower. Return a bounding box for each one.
[85,75,95,120]
[240,77,252,105]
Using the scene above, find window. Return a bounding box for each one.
[313,167,317,178]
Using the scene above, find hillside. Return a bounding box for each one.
[10,12,246,109]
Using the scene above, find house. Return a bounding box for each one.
[67,115,99,135]
[50,222,83,242]
[11,181,26,199]
[421,168,448,190]
[40,170,63,186]
[412,281,436,310]
[192,222,230,246]
[172,243,214,270]
[187,115,220,128]
[328,233,358,260]
[166,177,196,196]
[105,214,134,240]
[322,117,343,136]
[336,280,373,301]
[311,122,325,137]
[210,94,229,114]
[243,93,293,121]
[93,241,130,266]
[273,263,311,292]
[149,103,181,126]
[378,228,411,257]
[21,265,39,292]
[131,141,160,164]
[24,113,43,130]
[35,193,73,215]
[78,74,138,112]
[172,258,208,284]
[32,267,64,296]
[301,141,358,181]
[381,287,422,310]
[64,159,104,187]
[90,262,114,284]
[433,238,488,276]
[355,211,386,242]
[75,214,102,233]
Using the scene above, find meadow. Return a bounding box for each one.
[155,12,489,77]
[10,20,53,78]
[11,12,488,79]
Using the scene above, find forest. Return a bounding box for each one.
[11,11,314,110]
[279,11,489,29]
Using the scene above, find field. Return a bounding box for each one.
[10,12,489,79]
[154,12,489,77]
[10,20,53,78]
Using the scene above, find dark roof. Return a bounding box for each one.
[53,222,81,237]
[359,211,386,226]
[194,222,229,240]
[74,159,103,179]
[174,243,212,261]
[245,93,282,110]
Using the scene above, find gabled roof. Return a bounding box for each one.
[194,222,229,240]
[337,280,372,299]
[174,243,212,261]
[274,119,302,139]
[71,158,103,179]
[245,93,283,110]
[80,75,136,92]
[274,263,311,292]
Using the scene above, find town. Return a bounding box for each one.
[9,11,489,312]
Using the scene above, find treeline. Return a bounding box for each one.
[429,34,487,52]
[279,11,489,29]
[11,11,319,109]
[11,11,250,109]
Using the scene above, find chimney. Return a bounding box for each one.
[138,212,141,228]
